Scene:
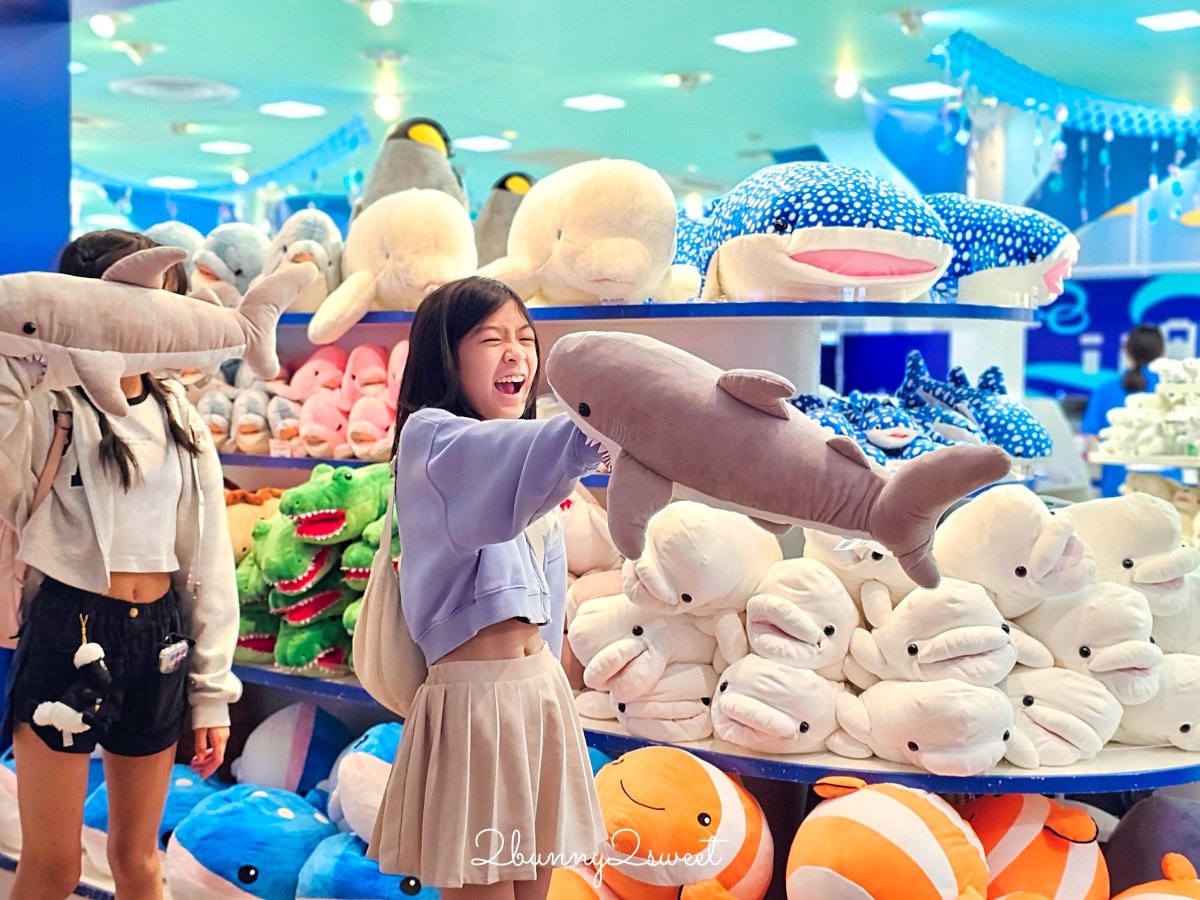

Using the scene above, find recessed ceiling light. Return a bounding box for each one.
[455,136,512,152]
[89,13,118,39]
[1138,10,1200,30]
[259,101,326,119]
[366,0,394,26]
[921,10,955,25]
[231,167,250,185]
[373,94,402,120]
[148,176,198,191]
[563,94,626,112]
[502,129,519,140]
[69,61,87,75]
[712,28,796,53]
[834,71,860,99]
[661,73,683,88]
[1174,95,1193,113]
[200,140,253,155]
[888,81,961,101]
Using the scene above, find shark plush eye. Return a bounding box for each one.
[21,322,35,335]
[632,625,644,636]
[871,551,884,561]
[1079,646,1092,658]
[1014,566,1028,577]
[824,624,836,636]
[400,877,423,896]
[1027,251,1039,262]
[681,593,693,603]
[1022,695,1034,707]
[773,217,789,233]
[1122,558,1135,569]
[907,643,919,656]
[907,741,919,751]
[238,866,259,884]
[577,403,591,417]
[799,721,810,733]
[698,813,712,826]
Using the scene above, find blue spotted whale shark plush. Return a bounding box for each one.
[297,833,439,900]
[897,350,1053,458]
[848,394,941,461]
[924,193,1078,307]
[790,394,890,465]
[672,210,714,300]
[700,163,953,303]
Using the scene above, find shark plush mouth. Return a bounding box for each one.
[291,509,348,541]
[274,547,332,595]
[274,589,345,626]
[789,249,940,278]
[1043,258,1073,295]
[236,635,277,654]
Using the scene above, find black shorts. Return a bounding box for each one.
[3,579,190,756]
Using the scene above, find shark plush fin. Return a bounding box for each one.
[188,286,223,307]
[947,366,971,388]
[977,365,1008,395]
[749,516,792,535]
[101,246,189,290]
[606,451,673,560]
[307,270,377,345]
[238,263,320,380]
[827,435,873,469]
[717,369,795,419]
[69,350,130,417]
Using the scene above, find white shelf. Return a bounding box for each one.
[1090,453,1200,470]
[1158,383,1200,395]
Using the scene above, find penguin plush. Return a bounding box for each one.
[474,172,534,266]
[355,116,468,219]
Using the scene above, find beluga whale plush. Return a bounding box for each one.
[546,331,1011,588]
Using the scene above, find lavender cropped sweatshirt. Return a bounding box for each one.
[395,408,604,665]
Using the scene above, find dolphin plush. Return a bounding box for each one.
[546,331,1012,588]
[145,221,205,280]
[1061,494,1200,617]
[898,351,1053,458]
[832,678,1015,776]
[933,485,1095,618]
[193,222,272,306]
[309,189,477,343]
[0,247,316,417]
[327,723,402,842]
[1003,665,1123,767]
[232,702,352,796]
[1014,583,1164,705]
[925,193,1079,307]
[258,209,344,313]
[699,162,953,303]
[297,832,439,900]
[1113,653,1200,752]
[474,172,534,267]
[744,558,859,680]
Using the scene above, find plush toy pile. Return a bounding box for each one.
[1095,360,1200,462]
[1121,471,1200,549]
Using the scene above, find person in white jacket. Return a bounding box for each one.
[0,230,241,900]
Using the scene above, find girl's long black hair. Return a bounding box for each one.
[393,276,540,452]
[1122,323,1166,393]
[58,229,201,490]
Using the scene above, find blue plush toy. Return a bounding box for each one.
[700,162,953,303]
[924,193,1078,307]
[897,350,1053,458]
[848,395,940,461]
[297,833,439,900]
[673,210,715,300]
[82,764,222,876]
[232,702,353,797]
[165,785,338,900]
[328,722,402,841]
[588,746,613,776]
[903,401,984,446]
[789,394,890,465]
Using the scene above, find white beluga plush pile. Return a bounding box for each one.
[1003,665,1123,766]
[1114,653,1200,751]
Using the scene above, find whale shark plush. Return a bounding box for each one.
[1113,653,1200,751]
[846,578,1021,689]
[357,117,467,216]
[832,678,1015,776]
[1003,665,1123,767]
[297,832,439,900]
[613,662,718,742]
[622,501,783,665]
[82,764,222,876]
[1014,583,1163,705]
[479,159,692,306]
[327,722,402,842]
[673,210,713,300]
[933,485,1095,618]
[593,746,774,900]
[897,351,1053,458]
[546,332,1011,589]
[744,558,859,680]
[193,222,272,306]
[710,654,845,754]
[1105,795,1200,896]
[699,162,953,303]
[309,189,477,343]
[790,396,890,466]
[145,221,205,280]
[0,247,316,417]
[1061,494,1200,617]
[165,785,338,900]
[801,528,917,610]
[924,193,1079,307]
[850,398,941,461]
[475,172,534,267]
[231,702,352,796]
[257,209,344,314]
[1111,854,1200,900]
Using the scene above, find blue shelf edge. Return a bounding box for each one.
[278,301,1037,328]
[233,663,380,704]
[220,453,376,470]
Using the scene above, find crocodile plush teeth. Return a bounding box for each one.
[291,509,348,541]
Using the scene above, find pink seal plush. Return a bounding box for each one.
[299,389,353,459]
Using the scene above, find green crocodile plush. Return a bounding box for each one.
[274,617,353,678]
[268,568,359,627]
[342,597,362,636]
[254,513,342,595]
[235,602,280,664]
[236,554,270,605]
[340,511,400,591]
[279,463,392,545]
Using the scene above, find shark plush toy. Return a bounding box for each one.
[1003,665,1123,767]
[897,351,1053,458]
[327,722,402,842]
[474,172,534,267]
[699,162,953,303]
[192,222,272,307]
[0,247,316,417]
[165,785,338,900]
[1113,652,1200,751]
[256,209,344,314]
[145,221,205,281]
[297,832,439,900]
[546,332,1012,589]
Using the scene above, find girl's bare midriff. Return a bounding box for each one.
[106,572,173,604]
[434,618,543,664]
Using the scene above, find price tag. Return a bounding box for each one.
[269,440,292,458]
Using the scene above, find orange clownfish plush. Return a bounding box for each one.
[1113,854,1200,900]
[958,794,1108,900]
[593,746,773,900]
[785,776,989,900]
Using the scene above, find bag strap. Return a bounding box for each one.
[382,455,398,586]
[15,395,73,587]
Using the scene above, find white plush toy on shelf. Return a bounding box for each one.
[622,501,782,666]
[1002,665,1123,767]
[561,487,622,578]
[1014,582,1163,705]
[1113,653,1200,751]
[710,654,846,754]
[801,528,916,613]
[612,662,717,742]
[932,485,1095,618]
[744,558,859,681]
[1154,572,1200,655]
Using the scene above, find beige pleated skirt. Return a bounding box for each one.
[368,644,607,888]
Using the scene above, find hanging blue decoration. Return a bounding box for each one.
[72,115,371,199]
[930,31,1200,138]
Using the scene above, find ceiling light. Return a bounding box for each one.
[661,71,712,92]
[69,61,87,75]
[89,13,118,39]
[200,140,253,155]
[366,0,394,26]
[834,71,860,99]
[921,10,954,25]
[455,136,512,152]
[1137,10,1200,31]
[1174,95,1193,113]
[502,129,519,140]
[231,167,250,185]
[373,94,402,120]
[888,80,961,101]
[661,73,683,88]
[684,192,703,219]
[712,28,796,53]
[148,176,198,191]
[563,94,626,112]
[259,100,326,119]
[170,122,200,135]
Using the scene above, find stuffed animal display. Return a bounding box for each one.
[255,209,344,314]
[1096,365,1200,461]
[191,222,272,307]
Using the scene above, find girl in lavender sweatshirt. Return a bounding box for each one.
[368,277,607,899]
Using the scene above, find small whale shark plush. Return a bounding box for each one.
[790,396,889,466]
[700,162,953,303]
[547,332,1012,588]
[924,193,1079,307]
[297,832,439,900]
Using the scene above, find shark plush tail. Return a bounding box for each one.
[977,365,1007,394]
[237,263,319,380]
[897,350,929,409]
[869,444,1012,588]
